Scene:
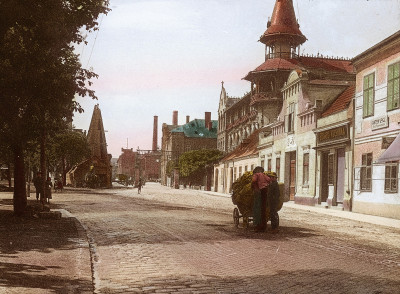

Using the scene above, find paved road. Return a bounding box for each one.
[50,182,400,294]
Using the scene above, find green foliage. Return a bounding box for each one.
[0,0,109,214]
[231,171,254,215]
[166,160,177,177]
[50,130,90,168]
[178,149,222,178]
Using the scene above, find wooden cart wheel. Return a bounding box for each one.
[233,208,240,228]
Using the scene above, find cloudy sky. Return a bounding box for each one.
[73,0,400,158]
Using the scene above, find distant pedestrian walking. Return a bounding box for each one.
[33,172,43,202]
[138,178,142,194]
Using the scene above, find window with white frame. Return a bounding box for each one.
[363,73,375,117]
[303,153,309,186]
[385,162,398,193]
[387,62,400,111]
[276,157,280,182]
[360,153,373,191]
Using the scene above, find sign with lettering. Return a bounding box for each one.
[317,125,348,144]
[371,115,388,130]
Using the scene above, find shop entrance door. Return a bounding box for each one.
[336,148,345,203]
[320,152,329,203]
[289,152,296,201]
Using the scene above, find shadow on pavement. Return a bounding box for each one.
[0,261,92,293]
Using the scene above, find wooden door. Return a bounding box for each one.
[336,148,345,203]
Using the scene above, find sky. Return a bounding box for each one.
[72,0,400,158]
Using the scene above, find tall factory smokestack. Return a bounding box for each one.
[172,110,178,125]
[205,112,211,130]
[152,115,158,151]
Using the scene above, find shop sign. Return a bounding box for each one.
[382,136,395,149]
[318,125,348,144]
[371,115,388,130]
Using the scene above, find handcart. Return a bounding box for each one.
[231,171,286,229]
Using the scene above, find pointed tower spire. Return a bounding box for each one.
[260,0,306,60]
[87,104,108,160]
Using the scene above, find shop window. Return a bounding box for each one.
[385,162,398,193]
[360,153,373,191]
[303,153,309,186]
[387,62,400,111]
[267,159,272,172]
[276,158,280,182]
[328,154,334,185]
[363,73,375,117]
[260,160,265,170]
[251,164,254,171]
[234,167,237,181]
[245,166,248,172]
[239,166,242,178]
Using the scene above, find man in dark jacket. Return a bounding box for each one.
[33,172,43,202]
[267,172,279,233]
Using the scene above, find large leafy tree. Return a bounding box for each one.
[0,1,109,215]
[48,130,91,185]
[178,149,223,184]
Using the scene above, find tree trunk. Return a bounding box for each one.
[62,156,66,186]
[40,128,47,202]
[7,162,12,188]
[13,145,27,216]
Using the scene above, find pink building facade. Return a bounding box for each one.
[352,31,400,219]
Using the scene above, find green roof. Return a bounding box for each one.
[171,119,218,138]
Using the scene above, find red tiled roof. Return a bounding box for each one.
[321,85,355,117]
[299,57,354,74]
[245,56,354,80]
[254,58,299,72]
[222,129,260,162]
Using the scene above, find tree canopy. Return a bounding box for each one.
[0,0,110,215]
[178,149,223,179]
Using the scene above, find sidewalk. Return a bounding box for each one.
[201,190,400,230]
[0,192,93,294]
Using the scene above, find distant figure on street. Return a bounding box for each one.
[267,172,280,233]
[138,178,142,194]
[45,177,53,204]
[33,172,43,202]
[251,166,271,232]
[54,178,63,192]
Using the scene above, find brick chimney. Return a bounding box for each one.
[172,111,178,125]
[152,115,158,151]
[205,112,211,130]
[186,115,190,123]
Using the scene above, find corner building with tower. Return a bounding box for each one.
[215,0,356,210]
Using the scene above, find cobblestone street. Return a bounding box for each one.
[48,182,400,294]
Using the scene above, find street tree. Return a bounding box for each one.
[48,130,91,185]
[0,1,110,215]
[178,149,223,184]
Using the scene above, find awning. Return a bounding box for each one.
[376,133,400,163]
